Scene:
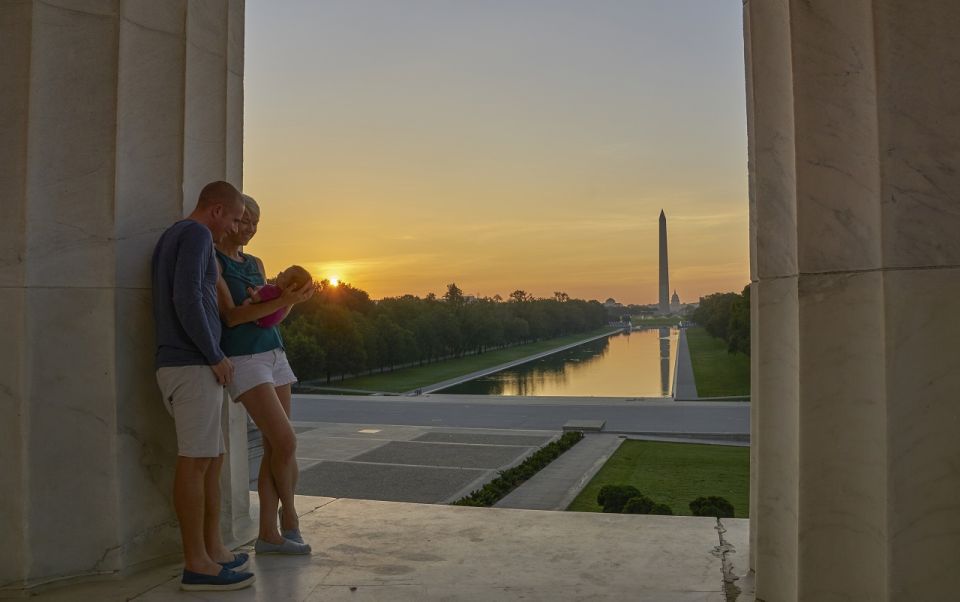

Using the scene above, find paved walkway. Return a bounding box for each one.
[292,395,751,436]
[274,422,560,504]
[495,433,624,511]
[408,329,622,394]
[673,328,699,400]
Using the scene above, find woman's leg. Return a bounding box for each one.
[238,383,298,544]
[274,384,299,531]
[256,434,281,542]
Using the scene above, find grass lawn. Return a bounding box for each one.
[567,440,750,518]
[685,327,750,397]
[332,327,619,393]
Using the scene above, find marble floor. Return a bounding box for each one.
[26,495,753,601]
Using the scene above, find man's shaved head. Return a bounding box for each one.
[191,181,244,243]
[196,181,242,210]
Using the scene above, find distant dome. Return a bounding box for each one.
[671,290,680,303]
[604,298,617,305]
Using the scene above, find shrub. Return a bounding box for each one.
[621,495,654,514]
[598,485,641,513]
[621,496,673,516]
[452,431,584,507]
[650,503,673,515]
[596,485,621,508]
[689,496,735,518]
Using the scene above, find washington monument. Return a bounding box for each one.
[658,209,669,314]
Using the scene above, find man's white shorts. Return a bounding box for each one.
[226,348,297,400]
[156,365,226,458]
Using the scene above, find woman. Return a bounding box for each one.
[215,194,314,554]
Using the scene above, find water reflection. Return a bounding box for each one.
[437,328,679,397]
[659,326,671,396]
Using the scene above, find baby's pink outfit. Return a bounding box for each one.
[254,284,286,328]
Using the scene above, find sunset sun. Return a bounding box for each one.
[329,276,340,287]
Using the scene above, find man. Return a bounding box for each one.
[151,181,255,591]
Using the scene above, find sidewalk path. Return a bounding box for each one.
[407,329,623,395]
[494,434,624,511]
[673,328,699,400]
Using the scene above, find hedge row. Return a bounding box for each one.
[452,431,585,507]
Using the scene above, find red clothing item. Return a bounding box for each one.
[254,284,287,328]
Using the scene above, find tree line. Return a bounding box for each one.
[280,282,609,383]
[690,285,750,356]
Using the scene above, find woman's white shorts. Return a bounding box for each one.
[226,348,297,400]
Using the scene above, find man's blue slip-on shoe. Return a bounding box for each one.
[219,552,249,572]
[180,567,255,591]
[254,537,311,555]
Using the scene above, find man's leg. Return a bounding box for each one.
[202,454,235,563]
[174,456,222,575]
[162,366,254,588]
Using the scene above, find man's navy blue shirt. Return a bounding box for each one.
[151,220,225,368]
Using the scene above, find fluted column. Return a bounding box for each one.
[0,0,249,591]
[746,1,960,600]
[744,0,800,599]
[875,2,960,597]
[0,0,32,587]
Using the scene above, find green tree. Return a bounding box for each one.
[509,289,531,303]
[444,282,465,306]
[317,305,366,382]
[691,285,751,357]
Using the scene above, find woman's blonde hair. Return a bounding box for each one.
[241,193,260,217]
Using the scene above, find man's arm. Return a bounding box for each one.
[171,230,225,365]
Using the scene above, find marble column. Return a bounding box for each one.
[0,0,250,591]
[743,0,800,599]
[745,1,960,600]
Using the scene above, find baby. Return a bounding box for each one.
[249,265,313,328]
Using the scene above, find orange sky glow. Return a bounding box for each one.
[242,1,749,304]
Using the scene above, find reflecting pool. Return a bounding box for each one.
[437,327,679,397]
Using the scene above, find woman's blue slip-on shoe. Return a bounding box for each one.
[219,552,249,572]
[180,567,255,591]
[254,537,311,555]
[278,506,306,544]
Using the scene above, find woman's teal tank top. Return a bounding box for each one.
[216,250,283,357]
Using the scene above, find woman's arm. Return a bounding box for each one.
[215,275,289,328]
[215,257,313,328]
[253,257,312,325]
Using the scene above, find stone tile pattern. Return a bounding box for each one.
[297,462,486,504]
[352,441,532,470]
[289,430,545,504]
[412,432,552,446]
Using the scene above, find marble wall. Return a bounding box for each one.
[745,0,960,600]
[0,0,249,590]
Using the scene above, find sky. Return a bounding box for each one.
[243,0,748,304]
